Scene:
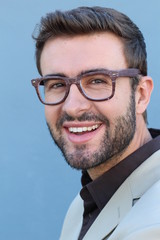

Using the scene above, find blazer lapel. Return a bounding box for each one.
[83,180,133,240]
[84,150,160,240]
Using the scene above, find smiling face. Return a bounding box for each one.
[40,33,137,174]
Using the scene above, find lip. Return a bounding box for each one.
[63,122,103,144]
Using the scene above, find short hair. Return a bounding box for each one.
[32,6,148,122]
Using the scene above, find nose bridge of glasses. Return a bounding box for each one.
[67,76,80,87]
[65,76,85,101]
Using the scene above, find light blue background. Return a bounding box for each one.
[1,0,160,239]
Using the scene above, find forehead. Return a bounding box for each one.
[40,32,127,76]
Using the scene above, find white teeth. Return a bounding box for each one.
[77,128,83,132]
[68,124,99,133]
[87,127,92,131]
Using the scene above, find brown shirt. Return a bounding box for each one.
[78,128,160,239]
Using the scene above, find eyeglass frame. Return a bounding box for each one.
[31,68,141,105]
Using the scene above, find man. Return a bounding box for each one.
[31,6,160,239]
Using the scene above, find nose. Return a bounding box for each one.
[62,84,91,118]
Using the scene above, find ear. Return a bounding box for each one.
[135,76,153,115]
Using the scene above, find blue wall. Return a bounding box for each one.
[1,0,160,239]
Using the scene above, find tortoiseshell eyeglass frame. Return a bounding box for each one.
[31,68,141,105]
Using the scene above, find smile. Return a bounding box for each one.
[68,124,100,133]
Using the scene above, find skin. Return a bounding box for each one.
[40,32,153,180]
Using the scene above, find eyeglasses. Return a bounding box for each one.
[31,68,140,105]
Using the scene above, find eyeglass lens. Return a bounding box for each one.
[38,74,113,104]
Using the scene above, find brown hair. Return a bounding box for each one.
[33,6,148,122]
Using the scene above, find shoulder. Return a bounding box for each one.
[110,180,160,240]
[128,149,160,199]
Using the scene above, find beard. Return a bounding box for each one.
[47,91,136,171]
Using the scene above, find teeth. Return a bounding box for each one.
[87,127,92,131]
[68,124,99,133]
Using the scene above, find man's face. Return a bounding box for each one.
[40,33,136,171]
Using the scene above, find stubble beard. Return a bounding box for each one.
[47,91,136,171]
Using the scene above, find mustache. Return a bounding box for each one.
[56,112,110,129]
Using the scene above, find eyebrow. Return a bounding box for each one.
[80,68,107,75]
[44,73,66,77]
[44,68,108,78]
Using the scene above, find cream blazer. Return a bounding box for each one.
[60,150,160,240]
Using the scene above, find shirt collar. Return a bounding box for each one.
[80,128,160,210]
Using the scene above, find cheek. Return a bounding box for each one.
[93,92,130,123]
[45,105,61,125]
[93,100,120,120]
[112,85,132,114]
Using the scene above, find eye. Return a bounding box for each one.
[91,78,106,84]
[50,82,65,89]
[44,79,66,91]
[81,75,112,91]
[89,77,111,86]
